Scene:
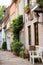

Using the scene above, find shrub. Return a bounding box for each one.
[19,49,28,58]
[19,50,24,58]
[11,41,23,56]
[2,41,7,50]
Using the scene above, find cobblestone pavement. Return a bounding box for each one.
[0,50,43,65]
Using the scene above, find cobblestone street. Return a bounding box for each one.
[0,50,43,65]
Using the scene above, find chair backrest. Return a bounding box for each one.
[29,45,36,51]
[29,46,43,58]
[36,47,43,57]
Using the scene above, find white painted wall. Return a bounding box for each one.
[38,14,43,47]
[2,23,5,41]
[6,30,11,50]
[0,31,2,48]
[0,22,6,48]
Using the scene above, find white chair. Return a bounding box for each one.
[29,49,43,64]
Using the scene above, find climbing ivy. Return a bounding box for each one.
[12,15,23,41]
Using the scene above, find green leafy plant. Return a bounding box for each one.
[37,0,43,7]
[2,41,7,50]
[24,5,30,11]
[34,52,37,55]
[19,50,24,58]
[37,0,43,11]
[12,15,23,41]
[19,49,28,58]
[0,6,6,20]
[11,41,23,56]
[24,5,30,13]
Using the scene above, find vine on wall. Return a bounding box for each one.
[12,15,23,41]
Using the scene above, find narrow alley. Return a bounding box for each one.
[0,50,32,65]
[0,50,43,65]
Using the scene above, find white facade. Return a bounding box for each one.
[0,31,2,48]
[0,22,5,48]
[5,30,11,50]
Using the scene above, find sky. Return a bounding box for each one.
[0,0,12,7]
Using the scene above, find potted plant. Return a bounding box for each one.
[37,0,43,9]
[24,5,30,14]
[36,0,43,12]
[37,0,43,7]
[11,40,23,56]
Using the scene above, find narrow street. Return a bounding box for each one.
[0,50,43,65]
[0,50,32,65]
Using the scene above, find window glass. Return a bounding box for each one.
[28,26,31,45]
[34,22,39,45]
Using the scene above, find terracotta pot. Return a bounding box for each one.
[25,9,30,14]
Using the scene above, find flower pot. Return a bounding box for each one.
[25,9,30,14]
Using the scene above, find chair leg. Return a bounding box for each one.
[33,58,34,65]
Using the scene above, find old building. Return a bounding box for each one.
[13,0,25,44]
[24,0,43,50]
[2,2,16,50]
[1,0,43,51]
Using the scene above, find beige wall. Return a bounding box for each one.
[38,14,43,47]
[24,12,43,50]
[10,3,15,16]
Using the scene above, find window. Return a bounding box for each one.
[28,26,31,45]
[34,22,39,45]
[27,0,29,5]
